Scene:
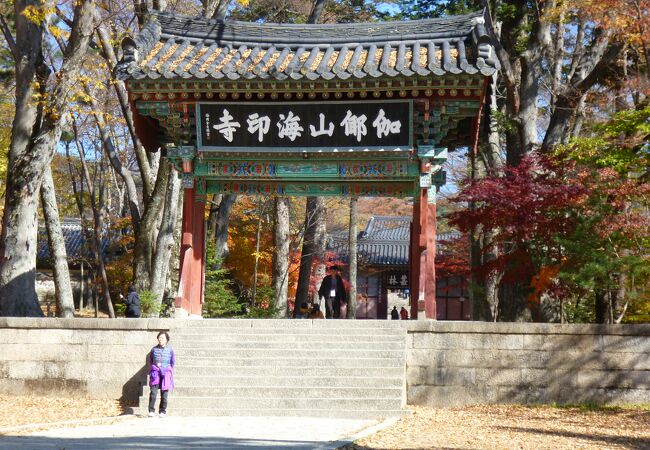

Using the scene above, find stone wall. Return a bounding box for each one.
[0,318,174,400]
[0,318,648,406]
[405,321,650,406]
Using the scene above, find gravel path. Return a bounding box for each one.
[1,396,648,449]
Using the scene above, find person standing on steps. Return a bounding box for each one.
[148,331,175,417]
[318,265,347,319]
[400,306,409,320]
[125,285,141,318]
[391,306,399,320]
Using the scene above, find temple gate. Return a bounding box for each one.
[116,9,499,318]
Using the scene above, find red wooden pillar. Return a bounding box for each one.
[176,187,206,317]
[409,187,437,320]
[424,189,437,319]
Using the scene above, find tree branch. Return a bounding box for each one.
[0,13,17,61]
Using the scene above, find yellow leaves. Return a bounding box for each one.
[22,2,56,25]
[235,0,251,7]
[48,24,69,41]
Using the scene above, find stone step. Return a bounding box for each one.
[132,407,409,419]
[153,322,408,419]
[138,396,403,411]
[170,327,406,336]
[172,319,404,329]
[172,365,405,378]
[174,348,405,359]
[141,386,403,399]
[172,375,404,388]
[172,338,405,348]
[176,356,405,368]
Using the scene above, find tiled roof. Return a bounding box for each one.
[116,10,499,82]
[327,216,461,266]
[37,220,112,264]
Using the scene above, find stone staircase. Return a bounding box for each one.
[135,320,407,419]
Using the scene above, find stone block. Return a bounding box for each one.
[599,352,650,370]
[408,385,496,407]
[403,321,650,336]
[23,378,87,396]
[443,349,549,369]
[475,368,522,386]
[425,367,476,386]
[523,334,602,352]
[406,349,446,367]
[524,386,561,404]
[520,368,576,387]
[86,344,148,362]
[411,333,466,349]
[0,328,74,344]
[602,335,650,353]
[8,361,45,379]
[0,343,87,361]
[0,361,9,378]
[465,333,524,350]
[575,370,650,389]
[70,329,152,346]
[0,379,27,395]
[558,387,650,405]
[406,366,424,385]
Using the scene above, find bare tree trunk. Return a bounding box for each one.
[273,196,290,318]
[307,0,326,24]
[0,0,96,316]
[207,193,222,239]
[149,162,181,312]
[72,123,115,318]
[251,199,263,307]
[40,165,75,317]
[346,197,357,319]
[294,196,325,316]
[311,199,327,307]
[203,0,231,19]
[134,159,169,291]
[214,194,236,263]
[95,22,153,200]
[595,288,608,324]
[88,94,141,228]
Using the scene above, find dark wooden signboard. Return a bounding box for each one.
[196,100,412,151]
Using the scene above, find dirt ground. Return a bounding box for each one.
[0,395,127,434]
[0,395,648,449]
[342,404,650,450]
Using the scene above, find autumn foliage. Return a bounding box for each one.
[449,146,650,322]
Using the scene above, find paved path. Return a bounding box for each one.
[0,415,387,449]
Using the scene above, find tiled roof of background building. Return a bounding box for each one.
[328,216,461,266]
[37,219,113,266]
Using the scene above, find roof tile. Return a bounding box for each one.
[116,10,499,82]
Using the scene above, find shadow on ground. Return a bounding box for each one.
[496,425,650,449]
[0,435,343,449]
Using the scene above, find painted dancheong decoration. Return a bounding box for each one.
[115,9,499,318]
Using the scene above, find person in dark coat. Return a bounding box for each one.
[126,285,141,318]
[318,265,347,319]
[391,306,399,320]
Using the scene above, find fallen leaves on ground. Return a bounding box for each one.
[0,395,127,433]
[341,404,650,450]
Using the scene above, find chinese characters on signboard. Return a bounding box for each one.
[197,101,411,150]
[387,272,409,288]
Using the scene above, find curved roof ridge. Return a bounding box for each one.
[153,10,486,46]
